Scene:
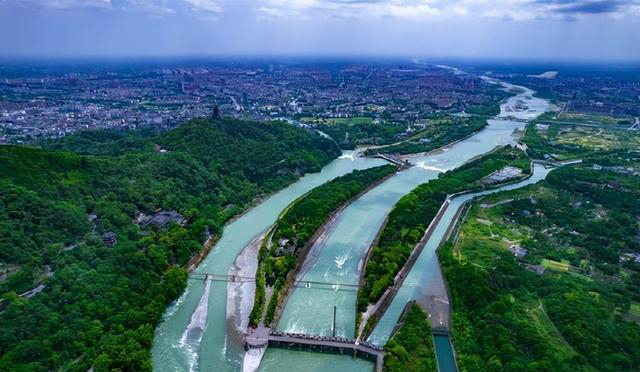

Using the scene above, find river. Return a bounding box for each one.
[152,75,551,372]
[152,153,386,372]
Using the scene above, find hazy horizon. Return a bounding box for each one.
[1,0,639,62]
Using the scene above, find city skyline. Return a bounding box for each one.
[1,0,639,61]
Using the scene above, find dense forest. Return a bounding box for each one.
[42,128,159,156]
[358,146,531,314]
[441,166,640,372]
[0,118,340,372]
[364,116,487,156]
[249,164,398,326]
[383,303,437,372]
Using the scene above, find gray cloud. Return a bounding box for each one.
[0,0,638,60]
[533,0,635,14]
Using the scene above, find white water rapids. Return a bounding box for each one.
[179,279,211,372]
[242,347,267,372]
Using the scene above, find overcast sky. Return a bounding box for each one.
[1,0,639,61]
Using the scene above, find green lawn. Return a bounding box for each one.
[557,112,632,126]
[541,258,570,272]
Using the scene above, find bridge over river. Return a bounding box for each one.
[189,273,360,291]
[245,328,385,372]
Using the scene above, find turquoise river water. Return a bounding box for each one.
[152,77,551,372]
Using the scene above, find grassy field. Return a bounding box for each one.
[557,112,633,126]
[524,115,640,160]
[541,258,570,272]
[554,125,640,151]
[454,204,526,267]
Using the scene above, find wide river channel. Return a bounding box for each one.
[152,77,551,372]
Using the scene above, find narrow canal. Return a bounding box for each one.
[152,76,551,372]
[366,163,553,372]
[434,335,458,372]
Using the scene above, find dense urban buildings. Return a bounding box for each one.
[0,61,508,143]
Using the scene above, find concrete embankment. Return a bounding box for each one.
[186,234,217,272]
[236,168,401,371]
[360,167,535,340]
[358,195,453,340]
[271,168,401,329]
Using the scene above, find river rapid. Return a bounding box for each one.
[152,75,551,372]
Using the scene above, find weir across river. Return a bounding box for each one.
[245,329,385,372]
[372,153,408,167]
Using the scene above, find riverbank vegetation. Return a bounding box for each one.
[300,116,408,150]
[0,118,340,372]
[249,164,397,326]
[441,165,640,372]
[358,146,531,314]
[268,165,397,283]
[383,303,437,372]
[364,116,487,156]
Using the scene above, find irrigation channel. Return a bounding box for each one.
[152,76,552,372]
[365,163,554,372]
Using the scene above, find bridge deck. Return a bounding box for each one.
[267,334,384,372]
[373,153,405,166]
[189,273,358,289]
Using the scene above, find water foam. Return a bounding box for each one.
[339,152,356,161]
[164,287,190,318]
[242,347,267,372]
[416,161,446,172]
[333,251,350,269]
[179,280,211,372]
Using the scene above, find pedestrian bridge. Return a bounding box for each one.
[188,273,360,291]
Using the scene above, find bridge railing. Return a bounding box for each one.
[189,273,359,291]
[268,330,384,352]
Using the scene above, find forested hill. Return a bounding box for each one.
[45,118,340,189]
[0,118,340,372]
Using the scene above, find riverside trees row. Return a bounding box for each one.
[359,146,532,313]
[249,164,398,327]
